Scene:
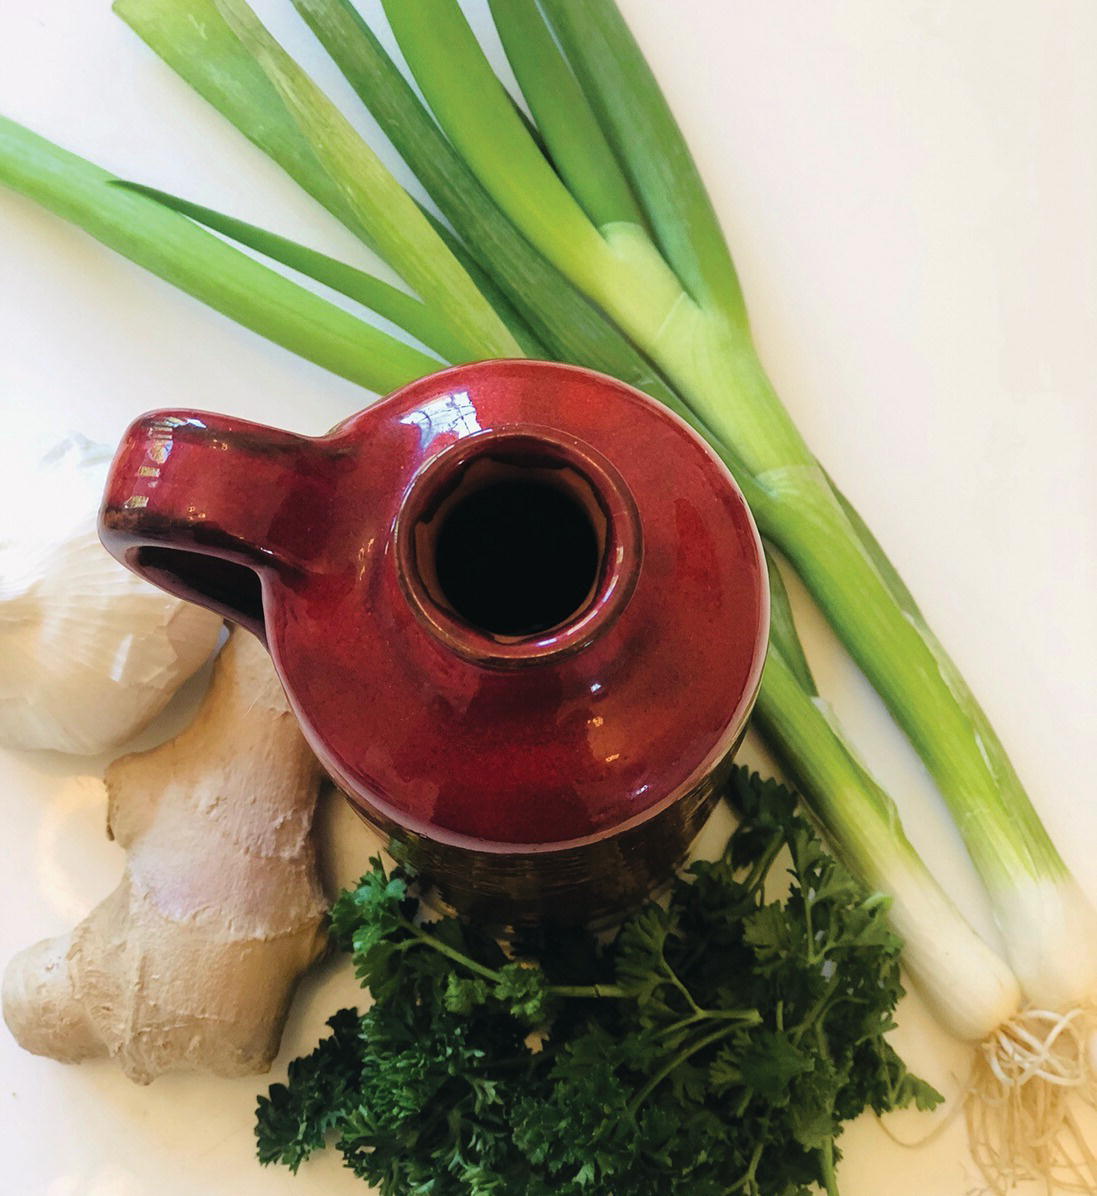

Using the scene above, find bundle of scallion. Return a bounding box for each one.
[1,1,1094,1187]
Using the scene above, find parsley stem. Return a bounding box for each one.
[655,951,705,1015]
[803,890,817,965]
[628,1019,758,1115]
[548,983,626,999]
[403,916,625,1000]
[819,1138,839,1196]
[791,970,841,1045]
[401,917,626,1001]
[659,1008,761,1040]
[397,917,504,983]
[727,1131,766,1193]
[740,832,786,899]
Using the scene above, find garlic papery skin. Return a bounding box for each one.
[0,435,222,754]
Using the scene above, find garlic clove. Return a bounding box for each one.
[0,435,223,755]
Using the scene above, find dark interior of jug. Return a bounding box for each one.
[410,442,609,642]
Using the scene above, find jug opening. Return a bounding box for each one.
[433,473,599,637]
[396,429,641,667]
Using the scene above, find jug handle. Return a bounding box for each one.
[99,410,316,639]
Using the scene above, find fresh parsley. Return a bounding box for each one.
[256,769,941,1194]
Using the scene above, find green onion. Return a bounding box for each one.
[382,0,643,313]
[417,208,547,360]
[383,0,807,476]
[212,0,519,363]
[117,0,519,362]
[113,0,358,230]
[290,0,679,406]
[0,115,438,396]
[760,554,1021,1043]
[540,0,744,324]
[487,0,645,231]
[114,182,478,363]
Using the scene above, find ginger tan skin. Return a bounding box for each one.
[2,629,329,1084]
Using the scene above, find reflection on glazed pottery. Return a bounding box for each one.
[99,361,769,923]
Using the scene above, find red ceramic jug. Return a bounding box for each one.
[100,361,768,923]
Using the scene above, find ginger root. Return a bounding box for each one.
[2,628,328,1083]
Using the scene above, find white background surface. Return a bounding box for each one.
[2,2,1095,1193]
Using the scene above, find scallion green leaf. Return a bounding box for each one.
[212,0,520,361]
[541,0,746,325]
[382,0,606,288]
[115,181,476,362]
[113,0,359,233]
[487,0,644,230]
[291,0,681,405]
[0,116,438,395]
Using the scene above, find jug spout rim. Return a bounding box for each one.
[393,424,643,669]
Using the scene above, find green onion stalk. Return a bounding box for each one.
[2,0,1095,1183]
[759,556,1096,1191]
[760,556,1022,1046]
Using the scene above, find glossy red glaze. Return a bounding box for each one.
[101,361,768,919]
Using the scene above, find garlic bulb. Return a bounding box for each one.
[0,435,222,754]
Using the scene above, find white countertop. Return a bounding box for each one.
[2,2,1095,1193]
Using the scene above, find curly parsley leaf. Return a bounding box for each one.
[257,769,942,1195]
